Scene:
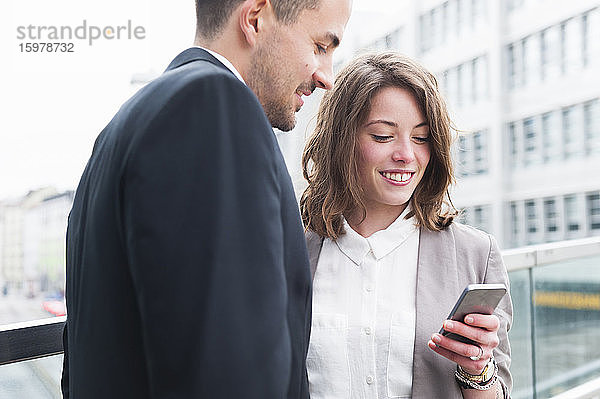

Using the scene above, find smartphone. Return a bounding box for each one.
[439,283,507,345]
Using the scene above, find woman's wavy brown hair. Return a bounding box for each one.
[300,51,457,239]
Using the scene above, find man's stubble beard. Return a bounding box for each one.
[246,42,297,132]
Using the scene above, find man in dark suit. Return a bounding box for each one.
[61,0,351,397]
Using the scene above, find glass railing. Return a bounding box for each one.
[505,236,600,398]
[1,237,599,399]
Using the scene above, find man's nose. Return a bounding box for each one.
[312,59,334,90]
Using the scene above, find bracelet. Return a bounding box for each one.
[455,357,498,390]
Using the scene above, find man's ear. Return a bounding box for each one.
[239,0,272,47]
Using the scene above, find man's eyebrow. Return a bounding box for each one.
[325,32,340,48]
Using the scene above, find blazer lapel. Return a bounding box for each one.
[305,230,323,280]
[411,227,463,398]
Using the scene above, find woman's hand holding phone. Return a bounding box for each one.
[428,313,500,375]
[428,283,506,375]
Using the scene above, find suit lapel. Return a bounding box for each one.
[411,226,462,398]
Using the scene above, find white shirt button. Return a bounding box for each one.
[366,375,374,385]
[365,286,373,292]
[364,327,372,335]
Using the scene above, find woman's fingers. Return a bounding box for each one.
[431,315,501,374]
[428,337,489,374]
[463,313,500,331]
[432,332,487,360]
[443,319,499,348]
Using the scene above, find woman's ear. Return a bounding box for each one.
[239,0,272,47]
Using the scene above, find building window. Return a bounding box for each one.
[542,111,561,162]
[476,56,489,102]
[462,205,489,232]
[457,135,468,177]
[521,36,529,87]
[473,205,490,233]
[541,25,561,81]
[510,202,520,243]
[562,105,583,159]
[544,198,558,233]
[584,98,600,155]
[525,200,537,234]
[507,44,516,89]
[583,12,589,66]
[461,61,472,106]
[564,195,580,232]
[589,192,600,230]
[473,130,488,174]
[458,207,468,224]
[441,2,449,40]
[588,8,600,66]
[509,122,518,166]
[446,68,457,108]
[456,130,488,177]
[456,0,464,36]
[472,57,480,104]
[562,17,583,74]
[523,117,538,165]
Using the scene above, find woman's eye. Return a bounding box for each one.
[316,44,327,54]
[413,136,430,143]
[372,135,392,142]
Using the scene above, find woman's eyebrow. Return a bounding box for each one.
[364,119,397,128]
[364,120,428,129]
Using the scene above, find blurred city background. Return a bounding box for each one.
[1,0,599,398]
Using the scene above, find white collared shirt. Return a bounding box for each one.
[308,206,419,399]
[195,46,246,84]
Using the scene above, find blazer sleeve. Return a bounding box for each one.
[121,74,291,398]
[484,234,513,398]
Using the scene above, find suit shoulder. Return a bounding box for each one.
[161,60,253,100]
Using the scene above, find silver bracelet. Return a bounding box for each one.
[455,358,498,390]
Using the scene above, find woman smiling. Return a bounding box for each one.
[301,52,512,399]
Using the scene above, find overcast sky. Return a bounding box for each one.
[0,0,405,199]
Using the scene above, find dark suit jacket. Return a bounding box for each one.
[62,48,312,398]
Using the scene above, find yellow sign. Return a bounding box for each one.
[535,291,600,311]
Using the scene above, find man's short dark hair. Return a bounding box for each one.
[195,0,320,40]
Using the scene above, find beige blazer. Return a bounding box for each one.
[306,222,513,398]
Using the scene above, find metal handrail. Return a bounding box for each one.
[551,375,600,399]
[502,236,600,272]
[0,316,65,366]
